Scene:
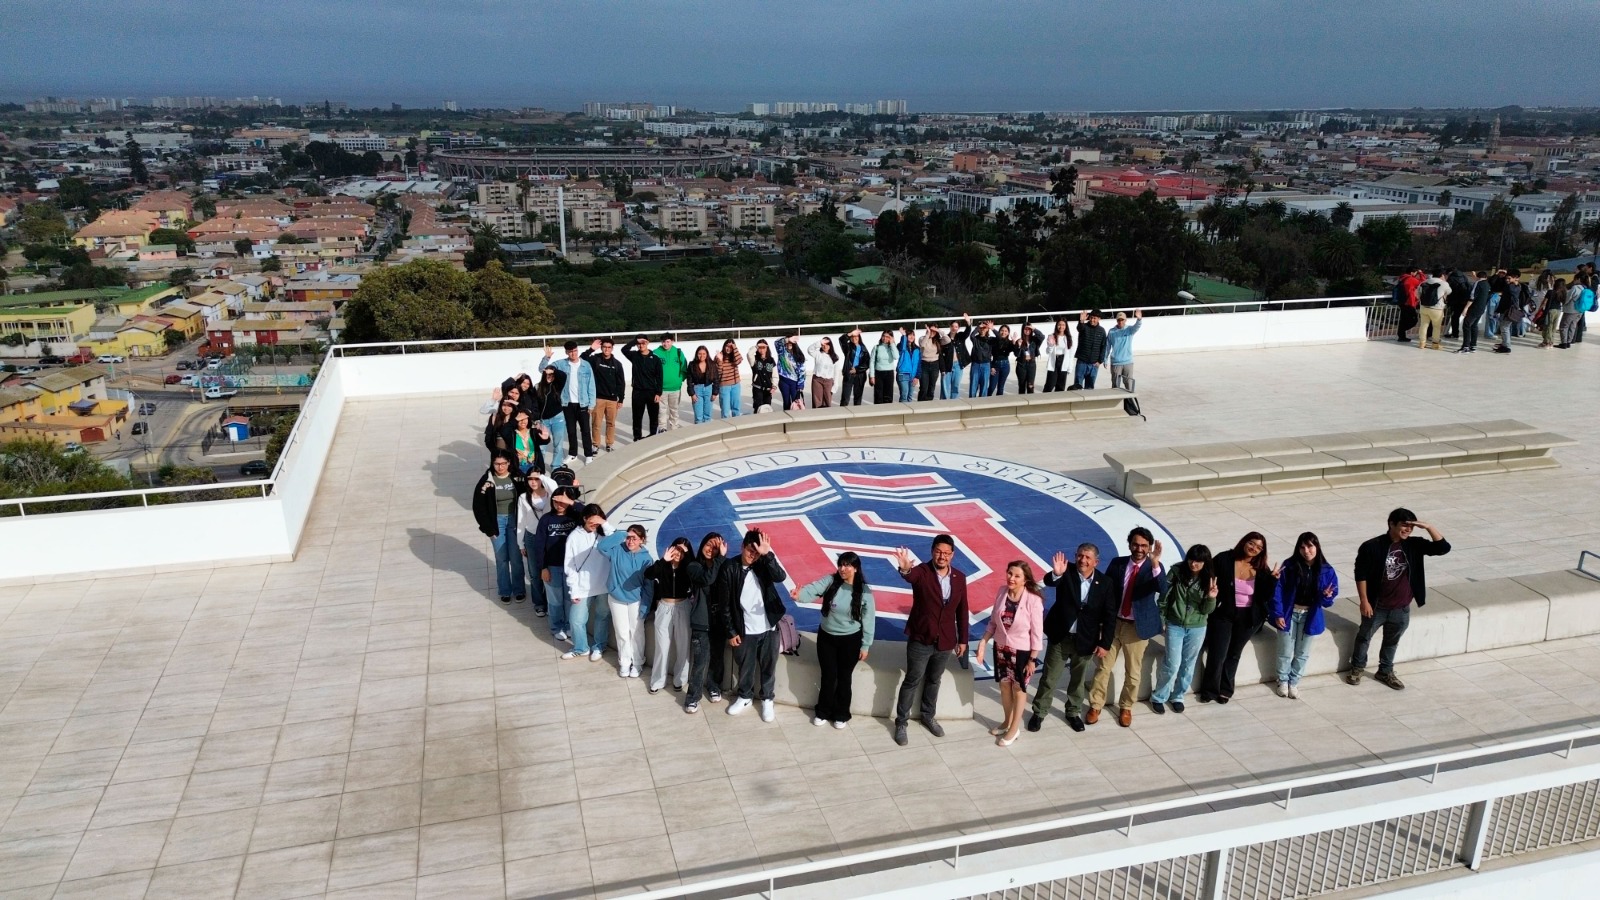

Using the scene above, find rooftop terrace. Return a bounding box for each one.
[1,314,1598,897]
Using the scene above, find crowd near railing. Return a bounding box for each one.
[617,726,1600,900]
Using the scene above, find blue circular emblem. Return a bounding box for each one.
[608,448,1179,642]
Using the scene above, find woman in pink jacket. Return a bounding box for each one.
[976,561,1045,746]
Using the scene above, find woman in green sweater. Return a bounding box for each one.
[794,552,875,728]
[1149,545,1217,714]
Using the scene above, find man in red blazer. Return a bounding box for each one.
[891,535,969,746]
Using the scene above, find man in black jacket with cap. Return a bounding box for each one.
[1028,543,1113,732]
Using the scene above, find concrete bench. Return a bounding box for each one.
[1106,420,1573,507]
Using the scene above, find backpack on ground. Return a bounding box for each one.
[1123,378,1145,420]
[550,465,577,487]
[1418,281,1441,308]
[777,614,801,655]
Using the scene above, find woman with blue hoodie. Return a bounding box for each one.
[1269,532,1340,699]
[598,522,656,679]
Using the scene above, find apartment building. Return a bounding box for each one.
[477,182,523,207]
[656,204,709,234]
[473,206,530,238]
[526,182,609,221]
[724,202,775,230]
[568,206,624,234]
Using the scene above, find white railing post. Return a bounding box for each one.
[1203,847,1230,900]
[1462,797,1495,870]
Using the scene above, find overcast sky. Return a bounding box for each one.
[5,0,1599,112]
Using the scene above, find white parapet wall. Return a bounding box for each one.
[0,305,1368,583]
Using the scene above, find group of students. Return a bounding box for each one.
[477,312,1146,465]
[1396,263,1595,353]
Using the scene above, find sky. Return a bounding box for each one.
[5,0,1600,113]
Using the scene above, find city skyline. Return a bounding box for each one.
[5,0,1600,112]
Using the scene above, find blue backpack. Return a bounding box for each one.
[1578,288,1596,314]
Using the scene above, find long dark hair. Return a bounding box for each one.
[1232,531,1270,575]
[820,550,867,622]
[1174,544,1213,587]
[698,531,723,561]
[721,339,739,363]
[1291,531,1326,573]
[753,340,772,361]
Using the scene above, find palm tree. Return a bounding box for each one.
[1330,202,1355,231]
[1314,231,1363,280]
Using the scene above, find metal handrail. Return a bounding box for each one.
[619,724,1600,899]
[0,478,271,515]
[1580,550,1600,581]
[332,295,1385,355]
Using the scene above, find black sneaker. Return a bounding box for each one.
[1066,715,1086,732]
[1171,701,1185,714]
[499,596,511,604]
[1375,671,1406,691]
[1151,701,1166,714]
[533,605,548,618]
[893,722,908,746]
[514,595,526,604]
[1026,714,1043,733]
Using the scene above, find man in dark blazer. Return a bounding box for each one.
[891,534,969,746]
[1028,542,1113,733]
[1087,527,1167,728]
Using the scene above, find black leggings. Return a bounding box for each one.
[815,629,864,722]
[872,372,895,404]
[1200,605,1258,698]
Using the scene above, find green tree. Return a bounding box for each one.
[874,209,903,256]
[1313,230,1364,280]
[125,139,149,184]
[260,257,282,272]
[468,261,557,336]
[0,438,136,514]
[233,238,253,257]
[18,204,69,244]
[1354,216,1412,270]
[1329,201,1355,231]
[342,259,479,343]
[149,228,196,253]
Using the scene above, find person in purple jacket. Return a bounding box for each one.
[1271,532,1340,699]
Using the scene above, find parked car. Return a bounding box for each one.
[16,366,40,375]
[203,387,237,400]
[176,360,193,371]
[239,460,271,477]
[206,359,223,370]
[164,374,183,385]
[97,354,126,364]
[179,374,199,386]
[63,442,84,454]
[39,355,65,367]
[138,402,156,415]
[131,422,148,436]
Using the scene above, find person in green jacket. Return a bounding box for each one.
[1149,545,1217,714]
[794,551,876,728]
[653,332,690,431]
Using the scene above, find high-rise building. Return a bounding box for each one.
[875,99,908,115]
[441,100,459,112]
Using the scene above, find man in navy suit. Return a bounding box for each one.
[1028,542,1113,733]
[1087,527,1167,728]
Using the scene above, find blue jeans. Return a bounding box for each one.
[1277,608,1314,686]
[569,593,611,655]
[1073,361,1099,389]
[492,515,524,598]
[897,373,914,401]
[941,364,963,399]
[992,360,1011,396]
[543,566,569,635]
[692,384,713,423]
[967,362,990,398]
[519,533,547,612]
[541,414,566,468]
[1151,623,1206,703]
[1350,604,1410,676]
[718,385,741,418]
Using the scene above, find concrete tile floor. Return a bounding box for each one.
[3,338,1600,898]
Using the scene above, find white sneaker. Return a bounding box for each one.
[1287,684,1300,700]
[833,720,848,729]
[589,648,603,662]
[560,650,580,660]
[554,631,570,643]
[727,698,751,716]
[585,455,597,464]
[628,666,641,679]
[685,703,699,714]
[1275,682,1290,698]
[759,700,775,722]
[812,716,826,727]
[617,667,629,679]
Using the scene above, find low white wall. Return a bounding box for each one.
[0,306,1367,584]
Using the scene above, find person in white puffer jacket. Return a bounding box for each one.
[563,504,613,662]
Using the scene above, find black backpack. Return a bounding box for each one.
[550,465,577,487]
[1123,378,1144,420]
[1418,281,1441,308]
